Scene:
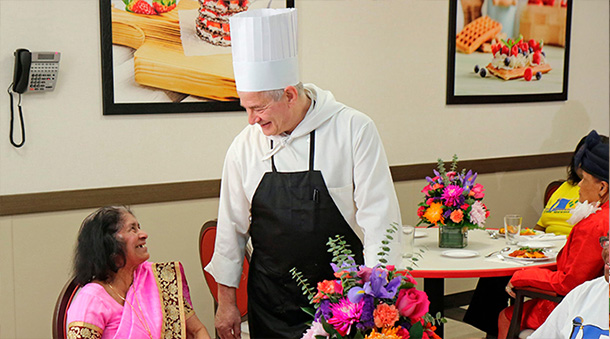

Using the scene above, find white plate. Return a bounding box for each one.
[500,249,557,262]
[441,250,479,258]
[414,230,427,238]
[516,241,556,249]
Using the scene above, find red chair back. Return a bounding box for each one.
[544,180,565,205]
[52,278,81,339]
[199,219,249,318]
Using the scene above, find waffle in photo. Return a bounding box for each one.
[456,16,502,54]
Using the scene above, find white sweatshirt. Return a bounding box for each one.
[205,84,402,287]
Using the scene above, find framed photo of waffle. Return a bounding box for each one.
[99,0,294,115]
[446,0,573,105]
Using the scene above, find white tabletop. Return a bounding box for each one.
[403,227,567,279]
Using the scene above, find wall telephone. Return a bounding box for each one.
[8,49,61,148]
[13,49,61,93]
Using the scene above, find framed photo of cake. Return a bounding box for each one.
[446,0,573,105]
[99,0,294,115]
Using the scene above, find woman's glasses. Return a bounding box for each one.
[600,236,609,248]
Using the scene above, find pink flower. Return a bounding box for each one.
[397,326,411,339]
[417,206,426,217]
[461,203,470,210]
[450,210,464,223]
[425,198,435,206]
[468,200,487,227]
[446,171,457,180]
[327,298,363,336]
[421,185,432,194]
[357,266,373,282]
[441,184,464,207]
[470,183,485,199]
[301,321,329,339]
[386,265,395,271]
[395,288,430,319]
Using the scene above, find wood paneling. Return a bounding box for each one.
[0,152,571,216]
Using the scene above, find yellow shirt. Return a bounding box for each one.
[536,182,580,235]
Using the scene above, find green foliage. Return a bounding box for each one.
[327,235,358,271]
[289,267,317,303]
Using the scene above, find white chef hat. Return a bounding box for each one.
[230,8,299,92]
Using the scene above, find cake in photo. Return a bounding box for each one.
[195,0,250,47]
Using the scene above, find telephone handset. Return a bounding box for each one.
[12,49,61,94]
[8,49,61,147]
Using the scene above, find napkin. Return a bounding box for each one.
[485,254,534,266]
[516,233,566,242]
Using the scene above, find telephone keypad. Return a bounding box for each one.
[28,62,59,92]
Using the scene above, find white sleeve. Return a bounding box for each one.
[352,120,402,266]
[204,144,251,288]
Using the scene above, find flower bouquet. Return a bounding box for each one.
[416,155,490,248]
[291,228,444,339]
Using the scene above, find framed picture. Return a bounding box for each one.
[446,0,572,105]
[99,0,294,115]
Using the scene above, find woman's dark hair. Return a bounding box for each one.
[73,206,133,284]
[568,134,609,184]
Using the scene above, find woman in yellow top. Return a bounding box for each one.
[534,133,608,235]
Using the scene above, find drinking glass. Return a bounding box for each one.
[504,214,522,245]
[402,225,415,258]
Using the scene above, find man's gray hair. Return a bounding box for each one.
[263,82,305,102]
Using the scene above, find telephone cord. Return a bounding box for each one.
[7,83,25,148]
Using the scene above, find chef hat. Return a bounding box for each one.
[230,8,299,92]
[574,130,609,183]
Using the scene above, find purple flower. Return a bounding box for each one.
[356,294,375,331]
[363,267,402,299]
[315,299,332,322]
[330,256,357,272]
[347,286,365,303]
[441,185,465,207]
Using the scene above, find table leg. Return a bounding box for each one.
[424,278,444,338]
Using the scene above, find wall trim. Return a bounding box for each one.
[0,152,571,216]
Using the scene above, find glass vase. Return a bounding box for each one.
[438,226,468,248]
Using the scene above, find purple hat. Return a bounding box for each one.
[574,130,609,183]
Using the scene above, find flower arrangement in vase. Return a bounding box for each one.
[416,155,490,248]
[291,225,444,339]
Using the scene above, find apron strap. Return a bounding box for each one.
[270,140,277,172]
[309,131,315,171]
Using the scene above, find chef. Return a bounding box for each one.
[204,8,402,339]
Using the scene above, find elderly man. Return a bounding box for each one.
[204,8,401,339]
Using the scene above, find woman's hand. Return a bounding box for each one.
[505,281,516,298]
[186,314,211,339]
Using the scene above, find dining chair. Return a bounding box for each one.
[543,180,565,206]
[506,286,564,339]
[199,219,250,322]
[52,277,82,339]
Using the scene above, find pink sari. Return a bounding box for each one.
[67,261,194,339]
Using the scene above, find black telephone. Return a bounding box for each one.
[8,49,61,147]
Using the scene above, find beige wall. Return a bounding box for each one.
[0,166,566,339]
[0,0,608,195]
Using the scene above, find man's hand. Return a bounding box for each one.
[216,285,241,339]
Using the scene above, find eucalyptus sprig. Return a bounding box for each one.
[289,267,317,303]
[377,222,400,265]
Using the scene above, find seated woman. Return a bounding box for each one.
[66,206,211,339]
[498,130,609,339]
[527,236,609,339]
[534,133,608,236]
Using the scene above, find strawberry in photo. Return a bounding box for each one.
[123,0,157,15]
[153,0,177,13]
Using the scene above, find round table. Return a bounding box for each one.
[403,227,566,337]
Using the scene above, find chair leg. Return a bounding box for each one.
[506,292,525,339]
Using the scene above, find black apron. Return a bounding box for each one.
[248,130,364,338]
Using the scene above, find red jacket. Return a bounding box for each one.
[510,201,608,296]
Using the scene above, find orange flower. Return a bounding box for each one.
[364,326,402,339]
[423,202,445,226]
[450,209,464,223]
[373,303,400,328]
[313,280,342,303]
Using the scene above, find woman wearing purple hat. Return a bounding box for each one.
[498,130,609,339]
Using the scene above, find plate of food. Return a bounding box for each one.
[498,227,542,236]
[500,247,556,262]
